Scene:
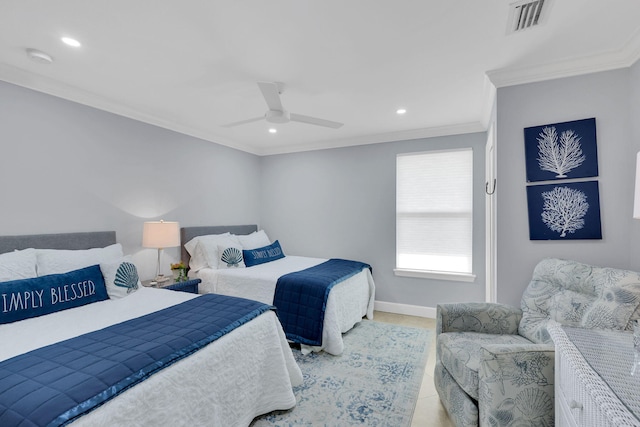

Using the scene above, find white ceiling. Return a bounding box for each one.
[1,1,640,155]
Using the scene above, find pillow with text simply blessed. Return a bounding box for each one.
[0,264,109,325]
[100,256,141,299]
[243,240,285,267]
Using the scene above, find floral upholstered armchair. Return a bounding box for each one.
[434,258,640,427]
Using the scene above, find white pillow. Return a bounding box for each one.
[0,248,38,282]
[184,232,231,256]
[218,244,245,269]
[193,235,241,270]
[184,233,232,271]
[100,256,141,299]
[37,243,124,276]
[189,242,209,272]
[237,230,271,250]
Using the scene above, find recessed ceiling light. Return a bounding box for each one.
[61,37,81,47]
[268,128,277,134]
[396,108,407,115]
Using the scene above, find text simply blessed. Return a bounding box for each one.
[2,280,98,313]
[249,246,283,259]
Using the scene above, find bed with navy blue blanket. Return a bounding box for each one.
[1,288,303,426]
[0,294,269,427]
[194,254,376,356]
[274,258,371,346]
[0,230,302,426]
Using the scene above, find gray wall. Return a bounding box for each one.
[7,59,639,310]
[260,133,487,309]
[496,67,636,306]
[0,79,486,309]
[631,60,640,270]
[0,81,261,280]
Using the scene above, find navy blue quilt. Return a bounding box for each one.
[0,294,272,427]
[273,258,371,346]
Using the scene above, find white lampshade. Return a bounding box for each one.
[142,220,180,249]
[635,152,640,219]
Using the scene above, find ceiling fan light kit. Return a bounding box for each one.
[265,109,290,124]
[222,81,344,129]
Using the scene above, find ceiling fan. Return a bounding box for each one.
[222,82,344,129]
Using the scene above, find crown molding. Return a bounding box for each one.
[256,121,487,156]
[487,29,640,88]
[0,63,488,157]
[5,27,638,159]
[0,63,259,155]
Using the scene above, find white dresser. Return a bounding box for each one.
[549,323,640,427]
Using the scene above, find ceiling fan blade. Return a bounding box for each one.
[221,116,264,128]
[290,113,344,129]
[257,81,284,111]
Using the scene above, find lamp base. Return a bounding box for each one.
[150,275,170,285]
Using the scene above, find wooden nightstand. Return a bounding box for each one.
[142,278,201,294]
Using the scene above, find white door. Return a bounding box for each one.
[485,122,497,303]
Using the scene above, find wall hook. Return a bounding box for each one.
[485,179,496,195]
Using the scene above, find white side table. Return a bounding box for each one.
[549,322,640,427]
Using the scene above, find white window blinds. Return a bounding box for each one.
[396,148,473,275]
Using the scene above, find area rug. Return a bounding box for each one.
[251,320,431,427]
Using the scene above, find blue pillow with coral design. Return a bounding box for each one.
[243,240,285,267]
[0,264,109,324]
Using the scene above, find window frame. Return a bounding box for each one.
[394,147,476,282]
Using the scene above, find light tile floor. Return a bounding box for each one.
[373,311,454,427]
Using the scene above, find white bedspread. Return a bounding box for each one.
[195,256,375,355]
[0,287,302,427]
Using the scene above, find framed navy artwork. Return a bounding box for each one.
[524,118,598,183]
[526,180,602,240]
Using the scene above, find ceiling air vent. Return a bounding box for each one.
[507,0,548,34]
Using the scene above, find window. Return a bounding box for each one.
[395,148,475,281]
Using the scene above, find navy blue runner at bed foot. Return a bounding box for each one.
[274,258,371,346]
[0,294,272,427]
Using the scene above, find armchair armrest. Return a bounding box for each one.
[478,343,555,427]
[437,302,522,335]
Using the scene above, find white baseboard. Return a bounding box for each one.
[373,300,436,319]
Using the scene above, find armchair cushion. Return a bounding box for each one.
[437,332,532,400]
[519,258,640,343]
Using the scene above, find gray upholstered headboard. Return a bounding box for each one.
[0,231,117,254]
[180,225,258,264]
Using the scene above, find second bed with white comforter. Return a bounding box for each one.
[195,255,375,355]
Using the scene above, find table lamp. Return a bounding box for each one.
[142,220,180,284]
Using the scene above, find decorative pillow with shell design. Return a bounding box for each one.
[100,256,141,299]
[217,244,245,269]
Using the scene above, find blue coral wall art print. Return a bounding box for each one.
[524,118,598,183]
[526,181,602,240]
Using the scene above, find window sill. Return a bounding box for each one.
[394,268,476,282]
